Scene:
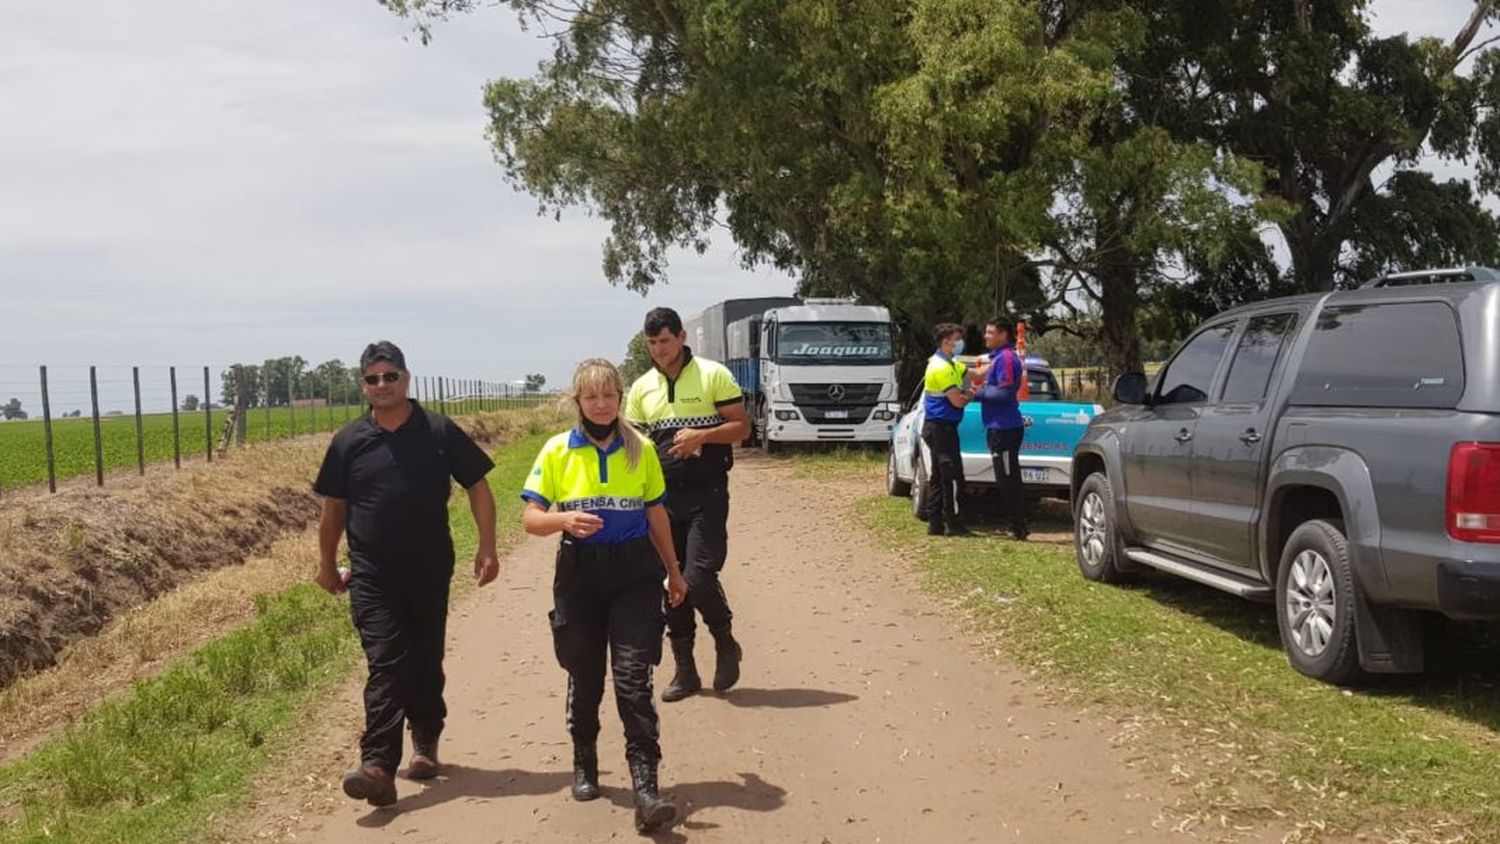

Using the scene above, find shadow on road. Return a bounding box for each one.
[354,765,792,840]
[355,764,573,825]
[601,771,789,843]
[721,687,859,709]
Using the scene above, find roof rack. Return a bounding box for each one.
[1360,266,1500,288]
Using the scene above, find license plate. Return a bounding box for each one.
[825,409,849,419]
[1021,468,1049,483]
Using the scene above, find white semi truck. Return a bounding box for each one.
[684,298,901,451]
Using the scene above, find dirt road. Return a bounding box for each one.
[243,456,1283,843]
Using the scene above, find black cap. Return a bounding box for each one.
[360,340,407,372]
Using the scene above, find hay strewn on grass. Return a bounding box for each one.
[0,442,326,690]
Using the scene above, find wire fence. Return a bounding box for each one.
[0,363,554,495]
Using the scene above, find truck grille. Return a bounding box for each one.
[800,405,874,425]
[788,383,884,405]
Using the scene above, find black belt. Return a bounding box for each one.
[558,534,654,557]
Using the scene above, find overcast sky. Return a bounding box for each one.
[0,0,1487,409]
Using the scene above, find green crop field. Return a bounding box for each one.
[0,398,546,490]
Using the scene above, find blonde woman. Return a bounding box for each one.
[522,358,689,833]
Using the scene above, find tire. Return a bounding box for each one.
[1275,519,1362,684]
[887,449,912,497]
[759,404,779,455]
[1073,473,1129,583]
[911,450,931,522]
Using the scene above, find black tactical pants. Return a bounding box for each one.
[348,562,452,774]
[921,419,965,530]
[986,426,1029,533]
[549,536,667,765]
[665,483,732,642]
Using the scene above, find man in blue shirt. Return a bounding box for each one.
[974,318,1030,540]
[921,323,973,536]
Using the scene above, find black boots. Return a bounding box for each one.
[663,631,743,700]
[575,750,677,832]
[407,729,440,781]
[571,743,600,802]
[661,638,702,702]
[663,630,742,700]
[710,627,742,693]
[630,761,679,833]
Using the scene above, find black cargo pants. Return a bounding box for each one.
[986,426,1029,532]
[549,536,667,766]
[664,482,732,643]
[921,419,964,530]
[348,560,452,774]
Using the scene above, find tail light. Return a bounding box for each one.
[1447,443,1500,543]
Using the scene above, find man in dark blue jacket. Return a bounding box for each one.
[974,318,1029,540]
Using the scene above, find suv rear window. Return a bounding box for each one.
[1026,370,1061,401]
[1290,302,1465,409]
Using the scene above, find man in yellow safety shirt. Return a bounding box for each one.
[922,323,973,536]
[625,307,752,703]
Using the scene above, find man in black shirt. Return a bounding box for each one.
[314,341,499,808]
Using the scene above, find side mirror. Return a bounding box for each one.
[1113,372,1149,406]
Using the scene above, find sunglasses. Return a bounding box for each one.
[363,372,403,386]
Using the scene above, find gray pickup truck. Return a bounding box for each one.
[1071,268,1500,683]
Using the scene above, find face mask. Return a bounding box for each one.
[952,339,966,356]
[581,417,618,442]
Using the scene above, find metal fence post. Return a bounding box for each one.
[133,366,145,475]
[170,366,182,468]
[40,366,56,493]
[89,366,104,486]
[235,365,249,445]
[287,362,297,438]
[203,366,213,462]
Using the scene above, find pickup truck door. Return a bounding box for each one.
[1120,322,1236,550]
[1189,312,1300,571]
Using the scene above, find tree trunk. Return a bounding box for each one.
[1098,261,1143,381]
[1282,217,1342,293]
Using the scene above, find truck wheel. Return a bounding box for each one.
[1276,520,1362,684]
[760,415,779,455]
[911,451,931,521]
[886,449,912,497]
[1074,473,1128,583]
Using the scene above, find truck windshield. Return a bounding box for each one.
[775,322,894,365]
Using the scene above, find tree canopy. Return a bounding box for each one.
[385,0,1500,378]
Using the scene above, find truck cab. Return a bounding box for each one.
[739,300,902,449]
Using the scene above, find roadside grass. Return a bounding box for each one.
[0,430,552,844]
[815,453,1500,841]
[785,443,886,479]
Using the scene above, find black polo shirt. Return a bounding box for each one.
[314,400,494,574]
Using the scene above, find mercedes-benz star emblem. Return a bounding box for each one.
[827,384,846,401]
